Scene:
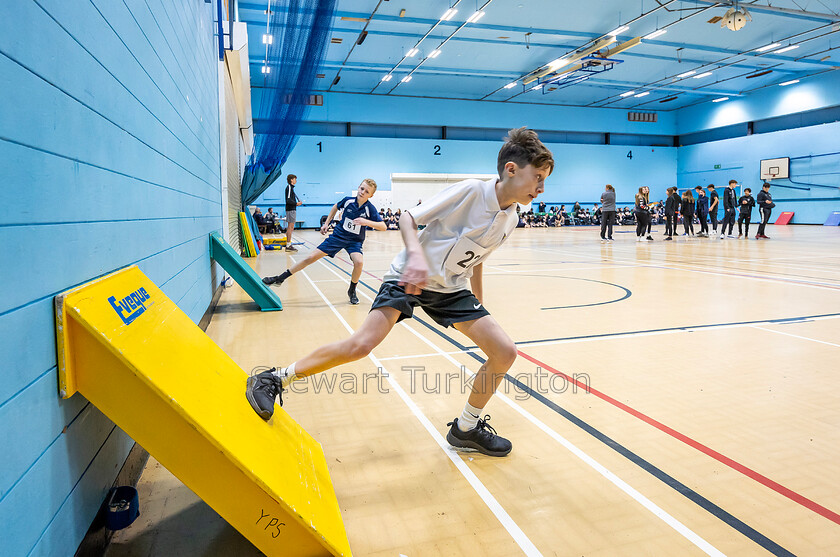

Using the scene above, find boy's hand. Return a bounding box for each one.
[352,217,369,227]
[296,200,302,206]
[320,224,329,235]
[399,251,428,295]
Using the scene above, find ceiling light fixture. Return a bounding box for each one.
[634,91,650,97]
[428,49,442,58]
[262,34,273,44]
[504,82,518,89]
[401,75,412,83]
[620,90,636,97]
[406,48,419,57]
[547,57,568,71]
[467,10,485,23]
[775,45,799,54]
[645,29,667,39]
[608,25,630,36]
[693,71,713,78]
[381,74,393,82]
[678,70,696,78]
[712,97,729,102]
[756,42,781,52]
[441,8,457,21]
[780,79,800,86]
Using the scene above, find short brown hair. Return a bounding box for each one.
[605,184,614,191]
[361,178,377,191]
[497,128,554,177]
[287,174,297,184]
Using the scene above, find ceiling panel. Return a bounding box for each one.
[239,0,840,113]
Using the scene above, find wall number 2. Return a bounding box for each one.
[457,250,477,268]
[434,145,441,155]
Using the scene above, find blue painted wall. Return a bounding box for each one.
[0,1,221,555]
[677,71,840,135]
[254,135,677,224]
[254,90,678,135]
[677,121,840,224]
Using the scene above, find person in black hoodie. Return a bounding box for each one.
[634,187,652,241]
[720,179,738,239]
[694,186,709,237]
[663,187,679,240]
[706,184,719,233]
[737,188,756,238]
[756,182,775,239]
[681,190,695,236]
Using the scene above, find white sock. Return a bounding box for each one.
[457,402,483,432]
[272,362,299,389]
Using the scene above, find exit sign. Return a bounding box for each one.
[714,164,721,169]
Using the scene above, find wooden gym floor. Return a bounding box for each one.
[108,224,840,556]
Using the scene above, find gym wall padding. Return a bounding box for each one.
[0,2,222,555]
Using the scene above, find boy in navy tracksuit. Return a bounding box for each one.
[720,180,738,238]
[737,188,756,238]
[694,186,709,237]
[756,183,775,239]
[262,179,386,304]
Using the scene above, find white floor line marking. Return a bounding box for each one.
[752,325,840,349]
[397,320,725,557]
[378,350,480,362]
[306,262,542,556]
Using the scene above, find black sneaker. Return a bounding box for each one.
[349,290,359,305]
[262,275,283,286]
[285,245,298,252]
[446,415,512,457]
[246,368,284,420]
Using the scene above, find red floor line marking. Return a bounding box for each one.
[328,243,840,525]
[516,350,840,526]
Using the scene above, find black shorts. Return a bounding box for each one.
[371,281,490,328]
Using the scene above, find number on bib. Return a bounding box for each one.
[444,236,488,276]
[343,219,361,235]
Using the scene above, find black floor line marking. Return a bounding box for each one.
[320,256,795,557]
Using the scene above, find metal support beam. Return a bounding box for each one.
[679,0,840,22]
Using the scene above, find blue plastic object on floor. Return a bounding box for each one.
[824,211,840,226]
[105,486,140,531]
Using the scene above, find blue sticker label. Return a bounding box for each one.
[108,287,150,325]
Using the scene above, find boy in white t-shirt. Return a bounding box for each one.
[246,128,554,457]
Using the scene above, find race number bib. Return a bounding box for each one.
[444,236,488,276]
[343,219,361,235]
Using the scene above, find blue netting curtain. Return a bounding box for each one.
[241,0,337,206]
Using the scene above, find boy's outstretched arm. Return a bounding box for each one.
[398,211,428,295]
[352,217,387,232]
[470,263,483,304]
[320,204,339,234]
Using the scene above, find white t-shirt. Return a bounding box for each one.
[384,178,519,293]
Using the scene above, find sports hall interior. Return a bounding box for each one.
[2,1,840,556]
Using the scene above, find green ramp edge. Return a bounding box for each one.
[209,232,283,312]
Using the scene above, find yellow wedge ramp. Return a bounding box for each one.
[55,266,351,557]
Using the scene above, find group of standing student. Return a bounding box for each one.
[661,181,775,240]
